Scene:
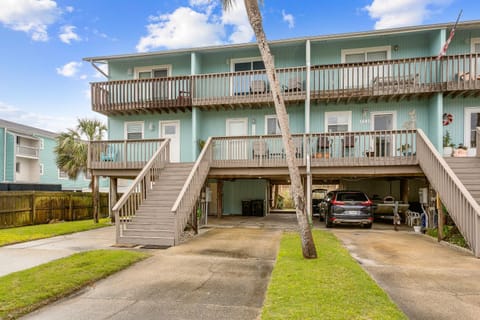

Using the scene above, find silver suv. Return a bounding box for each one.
[320,190,374,228]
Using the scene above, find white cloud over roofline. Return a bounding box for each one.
[56,61,82,77]
[59,25,81,44]
[364,0,453,29]
[136,1,254,52]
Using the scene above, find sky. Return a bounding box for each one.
[0,0,479,133]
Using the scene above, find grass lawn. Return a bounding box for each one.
[0,249,149,319]
[0,218,112,247]
[261,230,407,320]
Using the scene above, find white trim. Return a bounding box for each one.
[124,121,144,140]
[464,107,480,149]
[39,138,44,150]
[230,56,265,72]
[324,111,352,132]
[341,46,391,63]
[226,118,248,136]
[58,169,68,180]
[264,114,289,135]
[370,111,397,130]
[39,163,44,176]
[471,37,480,53]
[134,64,172,78]
[159,120,181,162]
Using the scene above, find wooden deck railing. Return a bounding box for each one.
[91,76,191,114]
[112,140,170,241]
[171,137,213,244]
[88,139,164,170]
[211,130,417,168]
[192,66,307,106]
[416,129,480,257]
[90,54,480,114]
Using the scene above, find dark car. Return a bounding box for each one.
[320,190,374,228]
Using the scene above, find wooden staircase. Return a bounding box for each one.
[118,162,194,247]
[445,157,480,204]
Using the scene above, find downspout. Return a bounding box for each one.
[305,40,312,223]
[191,52,199,160]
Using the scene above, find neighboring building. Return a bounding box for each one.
[85,20,480,255]
[0,119,91,191]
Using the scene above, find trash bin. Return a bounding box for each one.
[242,200,251,216]
[251,200,264,216]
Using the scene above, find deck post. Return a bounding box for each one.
[217,180,223,218]
[109,177,118,223]
[437,194,444,242]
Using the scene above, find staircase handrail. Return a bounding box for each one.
[171,137,213,244]
[112,139,170,238]
[416,129,480,257]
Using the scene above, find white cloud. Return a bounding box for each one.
[136,7,225,52]
[65,6,74,13]
[56,61,82,77]
[136,1,254,52]
[0,101,19,113]
[364,0,452,29]
[282,10,295,29]
[59,25,80,44]
[0,0,60,41]
[221,1,253,43]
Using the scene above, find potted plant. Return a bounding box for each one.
[453,143,468,157]
[442,131,455,157]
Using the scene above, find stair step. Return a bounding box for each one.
[118,235,174,247]
[126,223,174,230]
[122,229,174,237]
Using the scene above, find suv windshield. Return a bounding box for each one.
[336,192,368,202]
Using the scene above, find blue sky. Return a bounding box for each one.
[0,0,478,133]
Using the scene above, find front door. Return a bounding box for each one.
[226,118,248,160]
[465,107,480,155]
[160,120,180,162]
[371,112,396,156]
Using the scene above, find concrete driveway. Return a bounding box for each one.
[332,227,480,320]
[22,227,282,320]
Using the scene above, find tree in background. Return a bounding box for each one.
[222,0,317,258]
[55,118,107,223]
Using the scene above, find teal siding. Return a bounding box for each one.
[109,54,191,80]
[38,136,91,190]
[0,128,4,181]
[443,97,480,147]
[223,179,267,215]
[109,113,193,162]
[5,133,14,181]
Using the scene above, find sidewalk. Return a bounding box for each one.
[0,226,115,277]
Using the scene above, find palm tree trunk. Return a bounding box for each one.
[92,171,99,223]
[244,0,316,258]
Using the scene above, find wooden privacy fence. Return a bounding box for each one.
[0,191,109,229]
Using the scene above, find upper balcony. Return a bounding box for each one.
[91,54,480,116]
[16,145,39,159]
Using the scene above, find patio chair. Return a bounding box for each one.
[252,140,268,159]
[100,145,117,162]
[250,80,266,94]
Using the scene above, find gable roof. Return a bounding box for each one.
[84,20,480,63]
[0,118,58,139]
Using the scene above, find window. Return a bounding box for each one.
[39,164,44,175]
[125,121,144,140]
[58,169,68,180]
[471,38,480,53]
[231,57,269,95]
[16,136,20,145]
[16,162,20,173]
[134,65,171,79]
[342,46,390,63]
[39,138,44,150]
[265,115,289,135]
[325,111,352,132]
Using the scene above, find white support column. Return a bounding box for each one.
[305,40,312,222]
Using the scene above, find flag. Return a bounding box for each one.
[436,10,463,60]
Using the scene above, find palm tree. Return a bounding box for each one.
[222,0,317,258]
[55,118,107,223]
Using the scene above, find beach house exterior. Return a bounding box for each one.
[0,119,91,191]
[85,21,480,256]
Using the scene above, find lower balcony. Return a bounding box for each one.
[89,130,419,177]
